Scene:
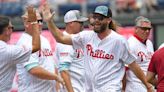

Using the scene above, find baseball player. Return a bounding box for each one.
[41,3,153,92]
[125,16,154,92]
[0,6,40,92]
[55,10,87,92]
[16,8,64,92]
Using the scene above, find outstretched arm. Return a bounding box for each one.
[128,61,153,92]
[41,2,72,45]
[28,66,64,85]
[27,6,41,53]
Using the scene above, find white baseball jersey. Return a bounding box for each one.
[0,40,31,91]
[125,36,154,92]
[159,43,164,49]
[72,30,136,92]
[16,33,56,92]
[56,31,85,92]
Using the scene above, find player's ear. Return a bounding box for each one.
[135,27,138,33]
[107,17,112,24]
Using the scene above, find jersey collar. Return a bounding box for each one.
[133,34,146,44]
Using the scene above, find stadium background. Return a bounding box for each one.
[0,0,164,91]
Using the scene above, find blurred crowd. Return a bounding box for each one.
[116,0,159,14]
[0,0,163,18]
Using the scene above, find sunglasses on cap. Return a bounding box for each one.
[137,27,152,31]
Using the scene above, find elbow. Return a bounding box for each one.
[28,67,40,76]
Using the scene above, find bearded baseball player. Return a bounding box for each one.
[41,2,153,92]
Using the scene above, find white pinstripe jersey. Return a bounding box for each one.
[125,36,154,92]
[72,30,136,92]
[16,33,56,92]
[0,40,31,92]
[56,31,85,92]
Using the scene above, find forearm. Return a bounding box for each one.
[31,23,41,53]
[29,66,58,80]
[61,70,74,92]
[47,20,72,45]
[47,20,64,43]
[129,62,151,89]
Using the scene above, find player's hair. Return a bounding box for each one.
[107,8,117,31]
[109,20,117,31]
[0,16,10,34]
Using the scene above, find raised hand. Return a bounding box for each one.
[27,5,37,23]
[41,2,55,22]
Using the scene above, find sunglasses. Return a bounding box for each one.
[74,21,83,25]
[8,26,14,30]
[27,19,43,24]
[93,15,105,21]
[138,27,152,31]
[37,19,43,24]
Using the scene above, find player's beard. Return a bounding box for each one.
[94,23,108,33]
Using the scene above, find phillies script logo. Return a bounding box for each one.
[39,49,53,57]
[137,51,152,62]
[75,49,84,58]
[86,44,114,60]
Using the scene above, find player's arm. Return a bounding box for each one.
[147,71,157,86]
[26,65,64,84]
[27,5,41,53]
[128,61,153,91]
[55,68,61,92]
[41,2,72,45]
[61,70,74,92]
[59,62,74,92]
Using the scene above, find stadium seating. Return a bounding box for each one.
[0,2,23,16]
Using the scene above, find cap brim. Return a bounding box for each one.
[93,12,107,17]
[77,17,88,22]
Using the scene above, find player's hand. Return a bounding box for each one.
[26,5,39,33]
[147,88,154,92]
[56,75,65,86]
[147,84,154,92]
[41,1,55,22]
[27,5,37,23]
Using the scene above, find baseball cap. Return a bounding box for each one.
[94,6,112,17]
[135,16,151,28]
[64,10,88,23]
